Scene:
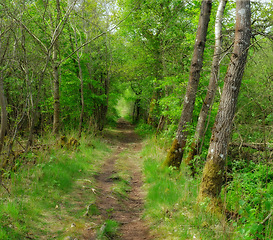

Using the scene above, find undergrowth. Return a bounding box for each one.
[141,137,273,239]
[223,161,273,239]
[134,121,156,137]
[0,132,111,239]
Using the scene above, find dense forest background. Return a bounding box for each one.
[0,0,273,239]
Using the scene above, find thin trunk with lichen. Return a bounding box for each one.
[185,0,227,166]
[163,0,212,168]
[52,61,60,134]
[198,0,251,202]
[52,0,61,135]
[147,48,163,127]
[72,27,85,138]
[0,74,7,155]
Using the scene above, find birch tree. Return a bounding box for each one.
[52,0,62,135]
[185,0,227,167]
[198,0,251,201]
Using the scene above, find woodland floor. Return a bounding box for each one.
[82,118,152,239]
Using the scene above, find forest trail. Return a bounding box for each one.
[83,118,151,239]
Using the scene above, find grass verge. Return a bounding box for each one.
[141,137,234,240]
[0,132,111,239]
[142,136,273,239]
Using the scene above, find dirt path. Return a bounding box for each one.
[83,119,151,239]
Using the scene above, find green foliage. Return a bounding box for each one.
[1,0,273,238]
[235,39,273,141]
[221,39,273,239]
[158,76,187,122]
[116,94,132,119]
[134,121,156,137]
[223,162,273,240]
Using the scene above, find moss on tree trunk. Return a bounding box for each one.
[162,138,185,169]
[198,0,251,205]
[163,0,212,169]
[185,141,198,165]
[198,157,224,201]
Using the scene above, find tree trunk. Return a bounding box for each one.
[52,0,61,135]
[147,39,163,127]
[25,70,35,150]
[52,63,60,135]
[78,56,84,138]
[185,0,227,166]
[156,115,166,135]
[98,71,109,131]
[20,28,36,151]
[72,28,85,138]
[133,98,141,123]
[147,93,157,126]
[198,0,251,201]
[163,0,212,169]
[0,74,7,155]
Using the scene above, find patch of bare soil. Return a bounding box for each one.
[83,119,152,240]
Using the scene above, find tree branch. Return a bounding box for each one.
[260,211,272,225]
[58,0,143,67]
[229,142,273,151]
[0,7,48,54]
[49,0,79,51]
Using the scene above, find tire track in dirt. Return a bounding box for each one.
[83,119,151,240]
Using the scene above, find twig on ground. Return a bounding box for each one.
[1,183,11,196]
[260,211,272,225]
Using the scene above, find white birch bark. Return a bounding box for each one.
[199,0,251,200]
[186,0,227,165]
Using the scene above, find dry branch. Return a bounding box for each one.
[229,142,273,151]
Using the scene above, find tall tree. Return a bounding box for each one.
[0,74,7,155]
[72,26,85,138]
[185,0,227,166]
[198,0,251,201]
[163,0,212,168]
[52,0,62,135]
[0,18,11,155]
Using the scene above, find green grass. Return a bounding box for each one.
[108,149,133,200]
[141,138,234,240]
[97,219,120,239]
[0,132,111,239]
[142,136,273,239]
[110,172,131,199]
